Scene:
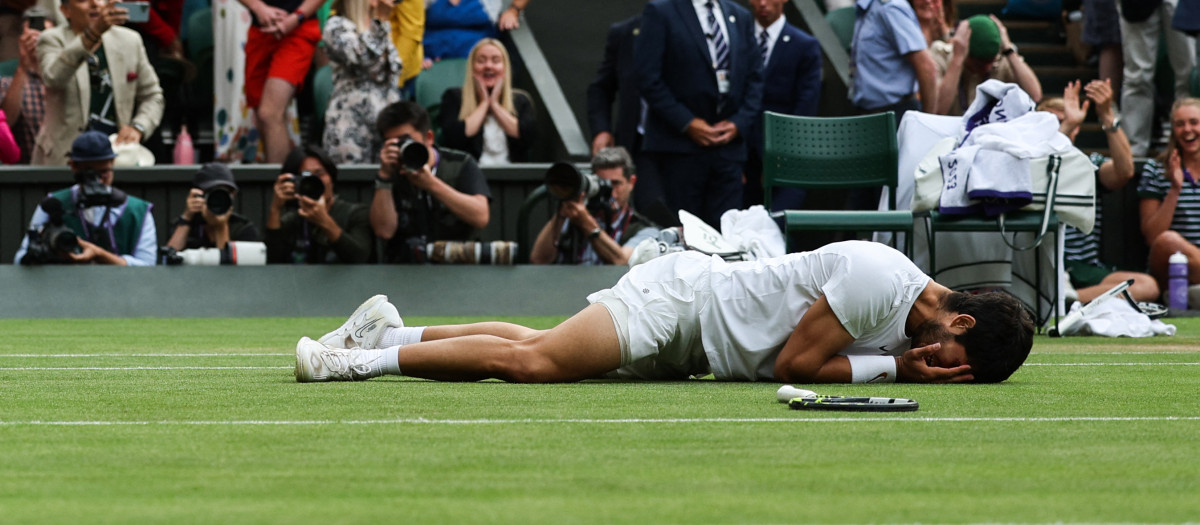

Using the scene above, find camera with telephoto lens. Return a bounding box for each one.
[159,241,267,266]
[20,197,82,265]
[205,187,233,215]
[544,162,613,212]
[283,171,325,201]
[391,137,430,174]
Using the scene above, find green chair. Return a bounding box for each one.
[0,59,17,78]
[762,111,913,255]
[825,6,855,53]
[312,64,333,124]
[186,8,213,61]
[414,58,467,139]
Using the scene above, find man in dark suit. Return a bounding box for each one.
[586,12,676,227]
[744,0,822,209]
[634,0,764,228]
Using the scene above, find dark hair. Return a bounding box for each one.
[376,101,431,136]
[281,144,339,182]
[942,291,1034,383]
[591,146,635,180]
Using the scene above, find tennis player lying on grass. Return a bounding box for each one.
[295,240,1034,384]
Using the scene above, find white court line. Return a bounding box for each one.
[0,354,289,358]
[1024,362,1200,366]
[0,366,291,371]
[1,416,1199,426]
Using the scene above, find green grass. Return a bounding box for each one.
[1,317,1198,524]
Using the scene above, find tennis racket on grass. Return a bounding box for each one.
[776,385,919,412]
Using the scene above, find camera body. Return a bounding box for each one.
[75,169,124,208]
[284,171,325,201]
[544,162,614,213]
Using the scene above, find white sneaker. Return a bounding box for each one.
[295,337,382,382]
[318,294,403,350]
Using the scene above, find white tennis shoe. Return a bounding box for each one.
[318,294,403,350]
[295,337,381,382]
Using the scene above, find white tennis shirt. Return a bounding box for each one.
[613,240,931,381]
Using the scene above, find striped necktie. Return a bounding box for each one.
[706,1,730,71]
[759,29,769,65]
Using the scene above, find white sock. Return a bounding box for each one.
[354,347,401,377]
[380,346,402,376]
[380,326,426,348]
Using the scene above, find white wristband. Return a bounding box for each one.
[848,355,897,383]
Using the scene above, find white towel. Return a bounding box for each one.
[939,111,1073,216]
[720,205,786,260]
[1059,299,1177,337]
[960,79,1037,141]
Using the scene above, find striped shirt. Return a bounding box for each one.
[1063,152,1106,265]
[1137,158,1200,245]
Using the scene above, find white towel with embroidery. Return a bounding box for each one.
[938,112,1074,216]
[959,79,1037,140]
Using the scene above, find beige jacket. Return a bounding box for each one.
[33,24,164,165]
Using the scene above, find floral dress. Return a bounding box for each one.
[322,16,403,164]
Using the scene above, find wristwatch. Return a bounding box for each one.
[1102,114,1122,133]
[587,228,602,241]
[1001,45,1018,57]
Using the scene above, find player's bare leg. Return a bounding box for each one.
[297,304,622,383]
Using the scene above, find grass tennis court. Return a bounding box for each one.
[1,316,1198,524]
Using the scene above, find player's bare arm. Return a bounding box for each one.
[773,296,856,383]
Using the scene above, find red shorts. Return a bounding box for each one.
[243,19,320,108]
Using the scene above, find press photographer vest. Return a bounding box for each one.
[51,188,151,256]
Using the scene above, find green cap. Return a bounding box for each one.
[967,15,1001,60]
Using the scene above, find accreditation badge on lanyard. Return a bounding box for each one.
[715,69,731,94]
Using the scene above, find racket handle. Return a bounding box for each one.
[776,385,818,403]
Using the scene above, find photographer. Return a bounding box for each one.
[165,162,260,252]
[265,144,373,264]
[13,130,156,265]
[530,147,658,266]
[369,101,491,263]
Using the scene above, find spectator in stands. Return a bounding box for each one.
[530,147,658,266]
[34,0,163,165]
[586,8,675,228]
[930,15,1042,116]
[635,0,763,228]
[1040,79,1160,303]
[266,144,373,264]
[388,0,423,98]
[236,0,324,163]
[849,0,937,123]
[128,0,182,60]
[322,0,402,165]
[1119,0,1195,157]
[744,0,821,209]
[421,0,495,66]
[14,130,157,265]
[0,110,14,163]
[438,38,535,165]
[370,100,490,263]
[1138,97,1200,288]
[913,0,951,45]
[421,0,527,68]
[0,8,49,163]
[165,162,260,252]
[495,0,527,31]
[1082,0,1121,96]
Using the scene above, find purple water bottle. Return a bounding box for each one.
[1168,251,1188,310]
